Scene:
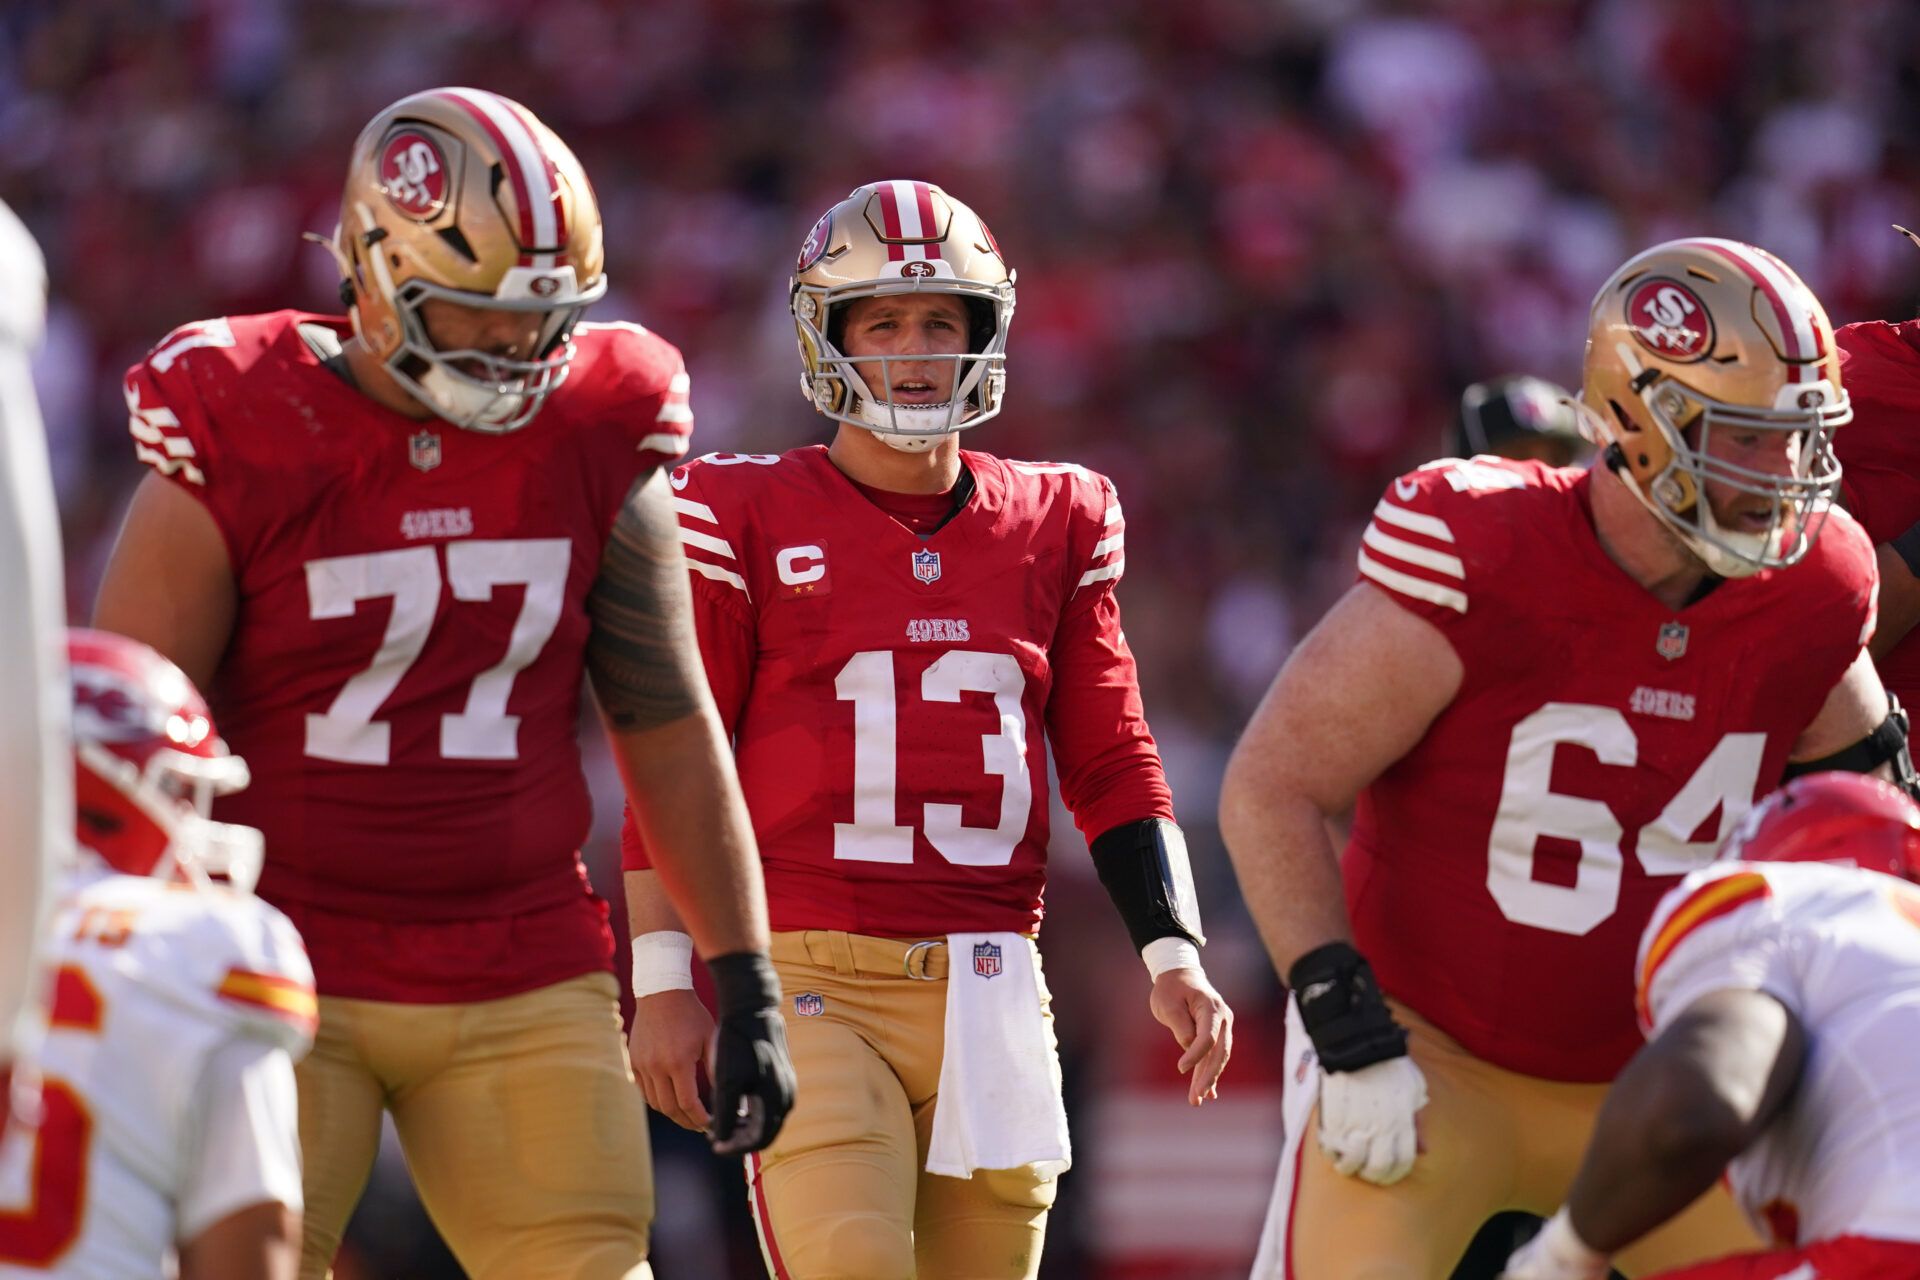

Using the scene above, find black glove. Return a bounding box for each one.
[1287,940,1408,1073]
[705,951,797,1155]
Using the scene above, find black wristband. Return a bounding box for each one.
[1091,817,1205,951]
[1286,940,1408,1073]
[707,951,780,1017]
[1893,519,1920,581]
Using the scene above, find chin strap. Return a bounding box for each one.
[1783,697,1920,800]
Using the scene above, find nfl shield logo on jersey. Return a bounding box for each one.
[409,429,442,473]
[793,992,824,1018]
[1656,621,1689,661]
[912,548,942,585]
[972,941,1002,979]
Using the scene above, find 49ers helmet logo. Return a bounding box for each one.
[379,129,449,220]
[1626,278,1712,361]
[797,210,832,272]
[901,261,935,278]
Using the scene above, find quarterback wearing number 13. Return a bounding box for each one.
[91,87,794,1280]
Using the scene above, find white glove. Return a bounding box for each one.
[1315,1054,1428,1185]
[1499,1207,1611,1280]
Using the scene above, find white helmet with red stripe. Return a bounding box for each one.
[1578,237,1849,577]
[327,87,607,433]
[790,180,1015,451]
[68,629,263,893]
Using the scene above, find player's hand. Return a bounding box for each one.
[705,952,797,1157]
[628,988,713,1132]
[1148,966,1233,1105]
[1316,1054,1428,1185]
[1498,1208,1611,1280]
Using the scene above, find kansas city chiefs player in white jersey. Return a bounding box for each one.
[0,630,312,1280]
[618,180,1233,1280]
[1507,772,1920,1279]
[1223,238,1908,1278]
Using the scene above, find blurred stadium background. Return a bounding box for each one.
[9,0,1920,1275]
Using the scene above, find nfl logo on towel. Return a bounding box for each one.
[794,992,824,1017]
[912,548,942,584]
[972,940,1002,978]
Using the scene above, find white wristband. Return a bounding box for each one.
[630,930,695,998]
[1532,1207,1611,1280]
[1142,936,1202,980]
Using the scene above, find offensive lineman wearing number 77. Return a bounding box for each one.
[89,87,793,1280]
[1220,238,1911,1278]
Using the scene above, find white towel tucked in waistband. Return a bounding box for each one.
[925,931,1072,1180]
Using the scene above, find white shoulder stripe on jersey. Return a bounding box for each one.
[1077,560,1123,589]
[638,429,689,452]
[134,443,205,487]
[1091,530,1123,560]
[1103,503,1122,526]
[1362,522,1464,579]
[680,528,737,560]
[1358,549,1466,614]
[1372,498,1455,544]
[687,558,748,595]
[673,498,719,525]
[654,402,693,425]
[148,319,236,374]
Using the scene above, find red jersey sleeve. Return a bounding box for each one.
[122,318,240,544]
[1046,471,1174,843]
[578,321,695,472]
[620,460,757,872]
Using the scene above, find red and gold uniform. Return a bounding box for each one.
[1835,319,1920,709]
[1257,456,1877,1278]
[623,445,1171,1278]
[125,309,691,1279]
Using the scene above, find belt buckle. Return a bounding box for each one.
[902,939,943,981]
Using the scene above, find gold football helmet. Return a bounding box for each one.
[1580,237,1848,577]
[326,87,606,432]
[789,181,1014,451]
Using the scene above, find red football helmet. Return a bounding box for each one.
[68,629,261,891]
[1719,772,1920,880]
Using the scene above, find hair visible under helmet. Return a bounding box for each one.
[789,180,1014,452]
[325,87,607,433]
[1577,237,1849,578]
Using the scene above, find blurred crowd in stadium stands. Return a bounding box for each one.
[8,0,1920,1274]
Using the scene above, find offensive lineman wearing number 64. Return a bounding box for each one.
[90,87,794,1280]
[1221,238,1913,1278]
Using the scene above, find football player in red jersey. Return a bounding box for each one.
[617,180,1233,1280]
[0,198,67,1142]
[1222,238,1909,1278]
[1829,239,1920,726]
[88,89,793,1280]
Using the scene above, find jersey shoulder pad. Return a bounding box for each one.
[1634,864,1778,1029]
[1802,504,1878,647]
[570,321,694,468]
[1356,457,1550,620]
[104,880,317,1055]
[992,456,1123,596]
[122,312,313,491]
[667,450,798,602]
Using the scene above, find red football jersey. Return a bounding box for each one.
[123,312,693,1001]
[1835,320,1920,711]
[1350,457,1875,1081]
[621,445,1173,936]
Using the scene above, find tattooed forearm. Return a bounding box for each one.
[587,469,706,731]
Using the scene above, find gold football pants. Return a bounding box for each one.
[750,930,1060,1280]
[295,971,654,1280]
[1265,997,1759,1278]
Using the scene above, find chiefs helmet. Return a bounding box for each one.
[325,87,606,433]
[68,629,261,892]
[1719,773,1920,880]
[790,180,1014,451]
[1579,238,1848,578]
